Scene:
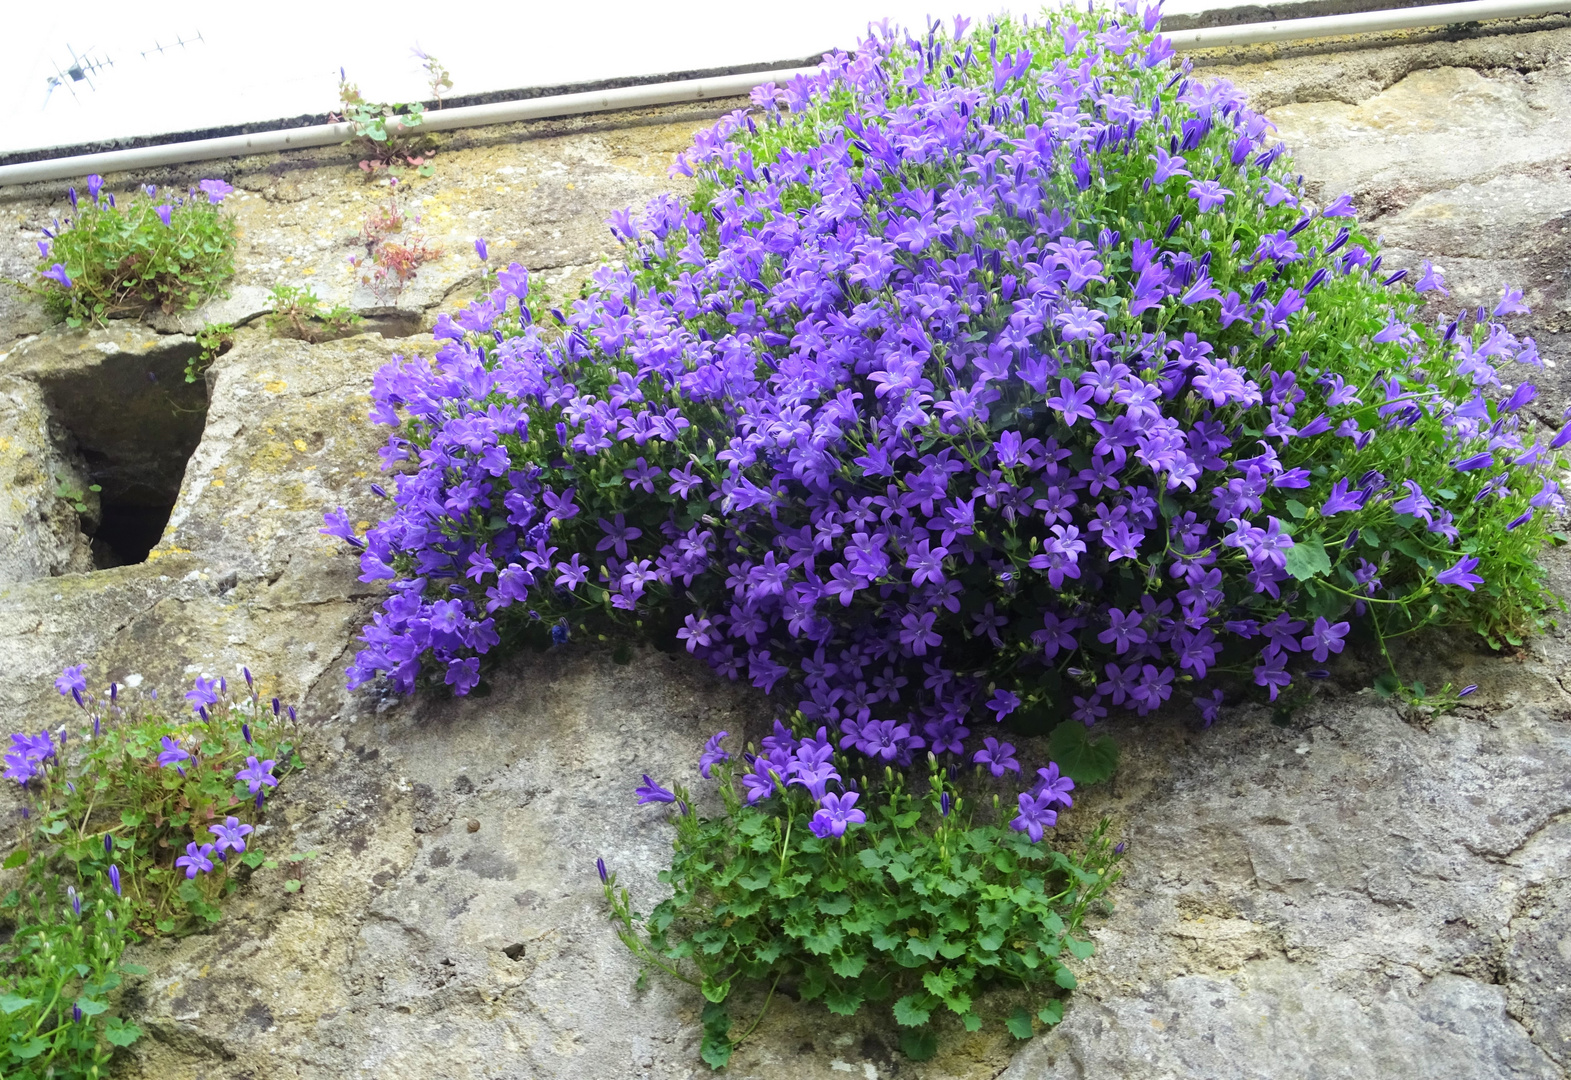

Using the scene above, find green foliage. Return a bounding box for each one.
[1046,723,1121,786]
[337,72,436,177]
[32,184,237,328]
[186,321,235,384]
[51,477,101,517]
[0,683,301,1077]
[264,284,363,344]
[604,739,1124,1067]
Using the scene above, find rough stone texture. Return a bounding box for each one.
[0,26,1570,1080]
[0,102,731,352]
[0,373,95,582]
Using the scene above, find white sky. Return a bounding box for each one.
[2,0,1226,155]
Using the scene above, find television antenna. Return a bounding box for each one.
[42,30,205,108]
[44,45,114,104]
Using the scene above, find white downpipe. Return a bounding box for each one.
[0,0,1565,188]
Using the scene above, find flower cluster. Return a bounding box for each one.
[333,5,1564,765]
[2,664,301,1074]
[32,175,237,327]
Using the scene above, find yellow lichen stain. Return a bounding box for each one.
[265,380,288,394]
[146,545,192,563]
[293,439,309,452]
[356,521,370,534]
[211,479,225,487]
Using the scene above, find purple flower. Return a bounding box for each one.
[1032,763,1075,808]
[1010,791,1059,843]
[475,238,489,262]
[209,816,254,854]
[1494,286,1529,317]
[86,174,103,198]
[42,264,72,288]
[973,737,1020,777]
[1436,555,1484,592]
[1187,180,1233,213]
[1195,689,1225,727]
[698,731,730,778]
[634,774,676,805]
[176,842,216,878]
[236,755,278,794]
[157,736,191,770]
[109,864,122,897]
[54,664,87,697]
[185,676,221,712]
[198,179,234,204]
[1300,617,1350,662]
[156,204,173,226]
[985,689,1020,721]
[808,791,865,838]
[1414,261,1448,295]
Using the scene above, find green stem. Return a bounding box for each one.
[730,971,782,1051]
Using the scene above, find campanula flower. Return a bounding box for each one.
[176,842,216,878]
[157,736,191,770]
[209,816,254,854]
[236,756,278,794]
[808,791,865,838]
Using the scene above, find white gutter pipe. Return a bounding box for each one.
[0,0,1565,188]
[0,67,818,189]
[1163,0,1566,48]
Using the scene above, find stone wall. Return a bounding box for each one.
[0,25,1568,1080]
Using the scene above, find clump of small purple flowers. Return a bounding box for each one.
[2,663,304,1069]
[336,1,1560,740]
[32,174,237,328]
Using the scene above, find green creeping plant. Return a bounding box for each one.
[604,731,1123,1068]
[1,667,304,1078]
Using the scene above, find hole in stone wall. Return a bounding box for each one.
[39,340,210,569]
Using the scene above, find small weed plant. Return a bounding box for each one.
[29,176,237,327]
[336,69,437,177]
[350,181,442,301]
[606,721,1122,1065]
[0,666,302,1077]
[265,284,363,343]
[185,321,235,384]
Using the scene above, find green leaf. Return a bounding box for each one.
[1373,672,1402,699]
[1284,535,1332,581]
[119,963,149,976]
[1066,936,1095,960]
[0,993,38,1014]
[104,1017,142,1047]
[816,894,852,916]
[11,1036,50,1059]
[1046,721,1121,786]
[1007,1007,1036,1039]
[823,983,865,1017]
[1284,498,1308,519]
[284,879,302,893]
[893,994,934,1027]
[829,951,868,979]
[74,996,109,1016]
[1038,1000,1065,1026]
[899,1028,938,1060]
[1053,965,1078,990]
[1,849,28,870]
